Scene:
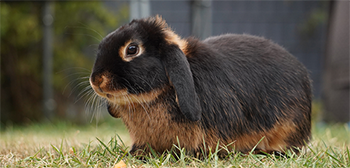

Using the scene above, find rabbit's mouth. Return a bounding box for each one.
[89,75,128,99]
[90,80,163,105]
[102,89,163,105]
[90,84,128,101]
[90,73,164,105]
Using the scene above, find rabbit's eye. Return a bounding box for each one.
[121,42,143,62]
[126,43,139,56]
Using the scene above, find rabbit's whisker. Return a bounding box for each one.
[130,94,151,120]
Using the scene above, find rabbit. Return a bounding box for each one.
[89,15,312,157]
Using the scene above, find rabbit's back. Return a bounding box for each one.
[185,34,311,153]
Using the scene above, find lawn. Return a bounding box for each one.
[1,117,349,167]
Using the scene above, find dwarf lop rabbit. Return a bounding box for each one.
[90,16,311,156]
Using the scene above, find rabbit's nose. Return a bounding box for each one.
[90,74,103,87]
[89,74,109,94]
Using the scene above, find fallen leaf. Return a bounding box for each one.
[69,148,74,155]
[114,160,127,168]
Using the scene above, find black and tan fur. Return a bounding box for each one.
[90,16,312,156]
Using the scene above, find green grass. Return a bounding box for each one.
[1,118,349,167]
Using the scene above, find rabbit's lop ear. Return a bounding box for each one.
[161,45,202,121]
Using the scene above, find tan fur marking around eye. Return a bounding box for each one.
[119,40,132,62]
[119,40,144,62]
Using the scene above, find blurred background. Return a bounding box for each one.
[1,0,349,127]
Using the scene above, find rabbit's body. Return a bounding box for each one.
[90,16,311,156]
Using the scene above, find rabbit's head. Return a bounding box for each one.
[90,16,201,121]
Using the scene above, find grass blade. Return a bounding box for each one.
[96,137,118,158]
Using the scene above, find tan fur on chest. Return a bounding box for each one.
[118,102,204,153]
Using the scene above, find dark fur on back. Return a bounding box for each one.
[187,35,311,147]
[90,16,312,156]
